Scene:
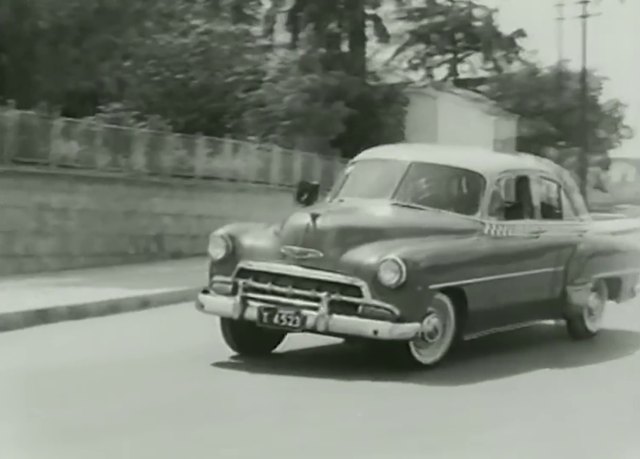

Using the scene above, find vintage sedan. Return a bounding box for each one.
[196,143,640,367]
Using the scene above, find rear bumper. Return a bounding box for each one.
[196,289,420,341]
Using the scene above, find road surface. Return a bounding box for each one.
[2,301,640,459]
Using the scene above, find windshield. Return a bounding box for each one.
[331,159,409,200]
[331,159,486,216]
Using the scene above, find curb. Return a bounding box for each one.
[0,288,200,333]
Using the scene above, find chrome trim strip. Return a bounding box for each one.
[593,269,640,278]
[196,292,419,341]
[429,267,565,290]
[463,320,557,341]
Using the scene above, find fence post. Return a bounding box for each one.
[130,128,150,174]
[293,152,305,185]
[1,106,19,166]
[194,134,208,179]
[0,110,8,165]
[269,146,283,186]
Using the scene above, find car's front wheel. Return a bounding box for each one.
[395,292,459,368]
[220,318,287,356]
[565,279,608,340]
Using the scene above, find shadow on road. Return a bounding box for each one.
[211,324,640,386]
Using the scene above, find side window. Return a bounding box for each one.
[487,175,535,221]
[488,177,510,220]
[534,177,563,220]
[532,176,579,221]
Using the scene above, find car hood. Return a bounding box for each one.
[274,199,480,269]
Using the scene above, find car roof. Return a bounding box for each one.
[353,143,563,178]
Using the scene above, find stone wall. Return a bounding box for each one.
[0,168,296,276]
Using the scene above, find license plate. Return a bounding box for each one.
[257,307,305,331]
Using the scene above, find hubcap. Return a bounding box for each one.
[421,314,443,343]
[408,294,456,366]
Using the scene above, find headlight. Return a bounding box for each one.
[376,256,407,289]
[207,233,232,262]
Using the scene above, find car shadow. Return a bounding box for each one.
[211,323,640,386]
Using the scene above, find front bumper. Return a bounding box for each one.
[196,289,421,341]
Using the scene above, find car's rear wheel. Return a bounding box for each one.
[395,292,459,368]
[565,279,608,340]
[220,318,287,356]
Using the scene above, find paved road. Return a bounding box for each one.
[3,300,640,459]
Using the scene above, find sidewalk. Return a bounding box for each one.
[0,257,208,332]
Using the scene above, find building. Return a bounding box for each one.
[403,83,519,153]
[605,156,640,205]
[609,156,640,185]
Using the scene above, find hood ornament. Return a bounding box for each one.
[309,211,321,228]
[280,245,324,260]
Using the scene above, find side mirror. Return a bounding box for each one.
[294,180,320,207]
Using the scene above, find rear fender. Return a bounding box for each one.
[565,232,640,308]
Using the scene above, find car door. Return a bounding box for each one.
[464,171,565,333]
[523,173,587,321]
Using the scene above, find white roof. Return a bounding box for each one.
[353,143,562,178]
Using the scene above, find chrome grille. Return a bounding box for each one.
[234,266,364,316]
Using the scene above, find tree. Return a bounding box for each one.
[241,51,358,154]
[242,48,408,157]
[482,63,633,158]
[262,0,395,78]
[116,8,267,137]
[0,0,265,120]
[389,0,527,80]
[0,0,169,114]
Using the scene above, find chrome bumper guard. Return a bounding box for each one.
[196,279,421,341]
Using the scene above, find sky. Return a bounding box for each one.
[481,0,640,157]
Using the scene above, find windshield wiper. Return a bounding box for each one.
[390,201,463,218]
[390,201,429,211]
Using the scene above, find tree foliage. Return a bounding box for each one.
[263,0,395,78]
[242,51,408,157]
[482,63,633,157]
[389,0,527,80]
[242,51,357,154]
[120,21,266,137]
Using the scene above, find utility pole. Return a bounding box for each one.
[556,1,566,67]
[578,0,591,201]
[555,1,566,146]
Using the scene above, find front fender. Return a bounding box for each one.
[340,235,482,321]
[210,222,279,276]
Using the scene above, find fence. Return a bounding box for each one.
[0,108,347,190]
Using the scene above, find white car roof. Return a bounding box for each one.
[353,143,564,178]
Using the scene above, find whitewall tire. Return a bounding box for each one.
[566,279,608,340]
